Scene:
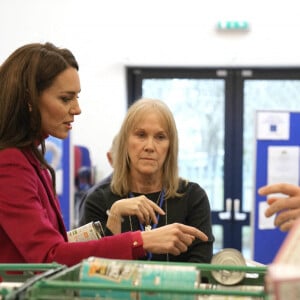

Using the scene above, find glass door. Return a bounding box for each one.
[126,67,300,259]
[241,71,300,258]
[140,76,227,255]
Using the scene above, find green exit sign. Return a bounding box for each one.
[217,21,249,31]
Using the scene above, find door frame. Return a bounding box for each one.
[126,66,300,251]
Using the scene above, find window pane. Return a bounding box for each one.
[142,78,225,210]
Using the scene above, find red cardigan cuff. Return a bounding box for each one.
[131,231,147,259]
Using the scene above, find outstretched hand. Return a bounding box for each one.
[258,183,300,231]
[141,223,208,256]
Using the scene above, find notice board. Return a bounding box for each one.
[253,110,300,264]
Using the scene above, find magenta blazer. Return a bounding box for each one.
[0,147,145,266]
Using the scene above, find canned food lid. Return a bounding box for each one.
[211,248,246,286]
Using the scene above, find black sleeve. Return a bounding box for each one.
[185,182,214,263]
[79,186,109,228]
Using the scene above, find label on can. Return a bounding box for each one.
[67,221,104,242]
[79,257,200,300]
[211,248,246,286]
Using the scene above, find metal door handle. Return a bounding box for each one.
[218,198,232,220]
[233,198,247,221]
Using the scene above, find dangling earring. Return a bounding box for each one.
[28,103,32,112]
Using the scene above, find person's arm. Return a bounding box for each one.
[0,149,141,265]
[0,149,207,267]
[107,195,165,234]
[185,182,214,263]
[45,223,208,266]
[79,185,109,227]
[79,185,122,236]
[81,187,165,235]
[258,183,300,231]
[141,223,208,256]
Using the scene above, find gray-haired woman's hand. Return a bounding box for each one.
[110,196,165,225]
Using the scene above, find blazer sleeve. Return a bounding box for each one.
[0,148,145,266]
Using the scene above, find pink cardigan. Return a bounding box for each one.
[0,147,145,266]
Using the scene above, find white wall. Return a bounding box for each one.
[1,0,300,181]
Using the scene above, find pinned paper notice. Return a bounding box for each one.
[256,111,290,140]
[259,201,276,230]
[267,146,300,195]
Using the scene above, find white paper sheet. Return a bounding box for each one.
[258,146,299,230]
[256,111,290,140]
[267,146,300,197]
[259,201,276,230]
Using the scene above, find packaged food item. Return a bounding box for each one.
[67,221,104,242]
[139,263,200,300]
[211,248,246,285]
[79,257,200,300]
[198,283,265,300]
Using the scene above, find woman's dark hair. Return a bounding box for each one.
[0,42,79,193]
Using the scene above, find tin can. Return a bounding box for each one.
[140,264,200,300]
[79,257,200,300]
[211,248,246,286]
[67,221,104,242]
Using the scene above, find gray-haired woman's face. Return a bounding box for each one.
[127,112,170,177]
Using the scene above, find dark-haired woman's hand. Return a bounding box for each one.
[141,223,208,256]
